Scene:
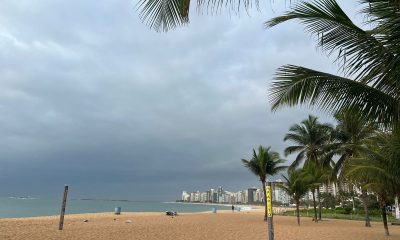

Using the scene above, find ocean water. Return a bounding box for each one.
[0,197,231,218]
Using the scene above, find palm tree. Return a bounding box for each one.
[332,109,377,227]
[266,0,400,128]
[284,115,333,220]
[300,161,331,223]
[278,169,310,225]
[284,115,333,171]
[347,129,400,236]
[332,110,377,178]
[242,146,287,220]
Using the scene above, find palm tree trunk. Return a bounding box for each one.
[296,199,300,226]
[395,196,400,220]
[361,190,371,227]
[379,196,390,236]
[262,180,268,221]
[311,189,318,223]
[317,186,322,220]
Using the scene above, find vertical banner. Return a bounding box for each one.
[266,185,272,217]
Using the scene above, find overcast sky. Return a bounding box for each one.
[0,0,360,200]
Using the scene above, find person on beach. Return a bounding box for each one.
[231,205,234,212]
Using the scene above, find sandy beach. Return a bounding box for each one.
[1,211,399,240]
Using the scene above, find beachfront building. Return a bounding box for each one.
[180,186,267,204]
[200,192,208,202]
[318,182,339,197]
[234,190,247,203]
[217,186,223,203]
[182,191,190,202]
[254,188,264,203]
[247,188,257,204]
[209,189,217,203]
[271,180,290,205]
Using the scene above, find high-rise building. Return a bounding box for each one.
[206,190,211,203]
[319,182,338,196]
[272,179,290,204]
[217,186,223,202]
[247,188,257,204]
[181,191,190,202]
[200,192,208,202]
[255,188,264,202]
[210,189,215,203]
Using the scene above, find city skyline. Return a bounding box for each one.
[180,180,351,205]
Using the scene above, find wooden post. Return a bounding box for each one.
[59,185,69,230]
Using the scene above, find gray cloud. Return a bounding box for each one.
[0,0,356,200]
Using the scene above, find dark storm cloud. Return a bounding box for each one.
[0,0,357,200]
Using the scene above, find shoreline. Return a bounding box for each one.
[0,208,263,220]
[164,201,263,208]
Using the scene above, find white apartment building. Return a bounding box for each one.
[181,191,190,202]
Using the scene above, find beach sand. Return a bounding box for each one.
[1,211,399,240]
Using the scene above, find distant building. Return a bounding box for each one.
[202,193,206,202]
[247,188,257,204]
[255,189,264,202]
[181,191,190,202]
[272,179,290,204]
[319,182,338,196]
[180,185,283,204]
[217,186,223,202]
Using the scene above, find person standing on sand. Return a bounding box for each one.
[231,205,234,212]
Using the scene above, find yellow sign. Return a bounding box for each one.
[266,185,272,217]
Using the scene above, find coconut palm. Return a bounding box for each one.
[241,146,287,220]
[284,115,333,171]
[266,0,400,128]
[284,115,334,220]
[332,110,377,178]
[300,160,331,223]
[278,169,310,225]
[331,109,377,227]
[347,135,400,235]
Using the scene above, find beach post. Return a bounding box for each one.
[266,182,274,240]
[59,185,69,230]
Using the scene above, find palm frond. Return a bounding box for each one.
[137,0,191,32]
[137,0,261,32]
[270,65,400,125]
[265,0,398,88]
[242,146,287,182]
[284,145,305,156]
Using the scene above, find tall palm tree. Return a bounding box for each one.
[284,115,333,220]
[278,169,310,225]
[266,0,400,128]
[300,161,331,223]
[332,110,377,178]
[242,146,287,220]
[332,109,377,227]
[346,142,400,235]
[347,130,400,236]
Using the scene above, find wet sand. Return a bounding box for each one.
[1,211,399,240]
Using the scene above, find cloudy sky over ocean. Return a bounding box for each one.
[0,0,358,200]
